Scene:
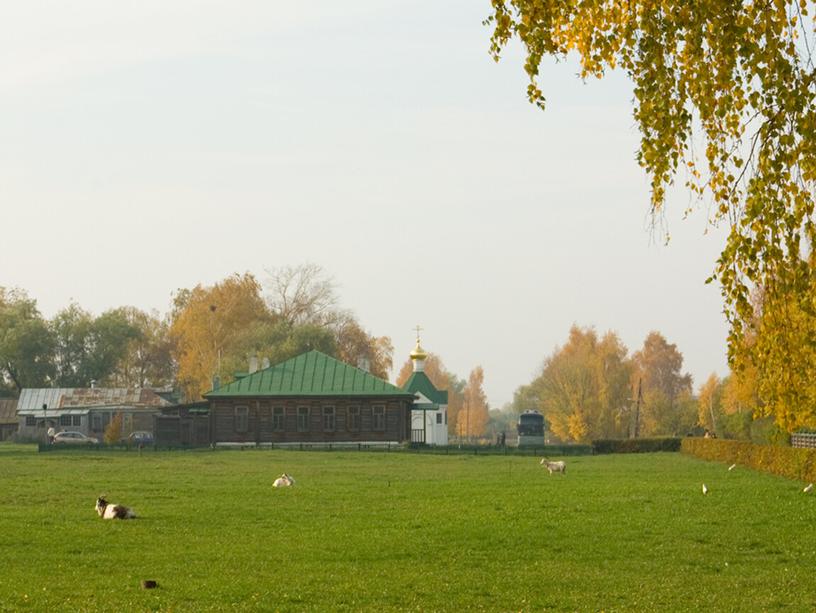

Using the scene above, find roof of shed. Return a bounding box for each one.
[17,388,171,415]
[206,350,415,398]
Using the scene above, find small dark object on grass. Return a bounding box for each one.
[141,580,158,589]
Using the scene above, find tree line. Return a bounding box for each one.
[0,265,392,402]
[507,325,778,444]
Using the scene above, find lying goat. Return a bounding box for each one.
[540,459,566,474]
[273,473,295,488]
[95,496,137,519]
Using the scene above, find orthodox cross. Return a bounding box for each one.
[413,324,423,342]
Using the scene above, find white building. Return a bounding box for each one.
[403,337,448,446]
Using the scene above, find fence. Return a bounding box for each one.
[37,441,595,456]
[791,432,816,449]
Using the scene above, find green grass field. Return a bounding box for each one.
[1,445,814,612]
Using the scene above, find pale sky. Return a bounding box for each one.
[0,1,729,407]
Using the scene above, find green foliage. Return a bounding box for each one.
[0,288,55,392]
[51,304,140,387]
[487,0,816,434]
[682,437,816,483]
[593,437,681,454]
[1,446,816,610]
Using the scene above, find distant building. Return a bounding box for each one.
[204,350,416,445]
[0,398,18,441]
[16,388,171,441]
[402,337,448,446]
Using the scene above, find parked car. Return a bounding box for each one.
[52,431,98,445]
[127,431,154,446]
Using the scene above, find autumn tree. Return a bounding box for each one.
[104,412,123,445]
[170,273,272,400]
[697,373,724,435]
[488,1,816,432]
[457,366,489,441]
[107,307,175,388]
[395,352,465,436]
[531,326,632,443]
[265,264,394,379]
[334,315,393,380]
[631,332,695,436]
[0,288,54,393]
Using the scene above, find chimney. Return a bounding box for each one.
[357,357,370,373]
[90,379,96,389]
[212,375,221,391]
[249,356,259,374]
[261,357,270,369]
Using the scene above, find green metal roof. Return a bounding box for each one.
[402,371,448,405]
[205,350,415,398]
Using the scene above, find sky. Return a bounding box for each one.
[0,1,730,408]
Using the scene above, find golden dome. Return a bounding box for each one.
[410,339,428,361]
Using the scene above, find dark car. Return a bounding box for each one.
[127,431,154,446]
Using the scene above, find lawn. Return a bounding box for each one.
[0,444,814,611]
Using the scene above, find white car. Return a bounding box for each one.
[52,431,99,445]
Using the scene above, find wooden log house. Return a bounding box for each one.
[204,350,416,445]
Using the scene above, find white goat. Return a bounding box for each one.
[273,473,295,488]
[540,459,566,474]
[95,496,137,519]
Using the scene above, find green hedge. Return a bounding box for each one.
[592,438,681,454]
[681,438,816,483]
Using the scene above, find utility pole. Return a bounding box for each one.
[633,378,643,438]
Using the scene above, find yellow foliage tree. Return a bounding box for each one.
[104,412,123,445]
[488,1,816,432]
[533,326,632,443]
[170,273,271,400]
[457,366,489,440]
[697,373,723,434]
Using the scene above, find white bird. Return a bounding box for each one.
[804,483,813,493]
[728,464,736,471]
[702,484,708,495]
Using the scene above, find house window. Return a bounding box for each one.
[72,415,82,426]
[234,406,249,433]
[60,415,71,426]
[25,415,35,426]
[445,411,447,424]
[273,407,285,432]
[373,405,385,431]
[297,407,309,432]
[347,406,360,431]
[436,413,442,425]
[323,407,335,432]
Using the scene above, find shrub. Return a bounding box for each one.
[592,438,681,454]
[104,413,123,445]
[681,438,816,483]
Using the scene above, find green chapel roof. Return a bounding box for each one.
[205,350,415,398]
[402,371,448,405]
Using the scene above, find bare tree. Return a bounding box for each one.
[264,264,338,326]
